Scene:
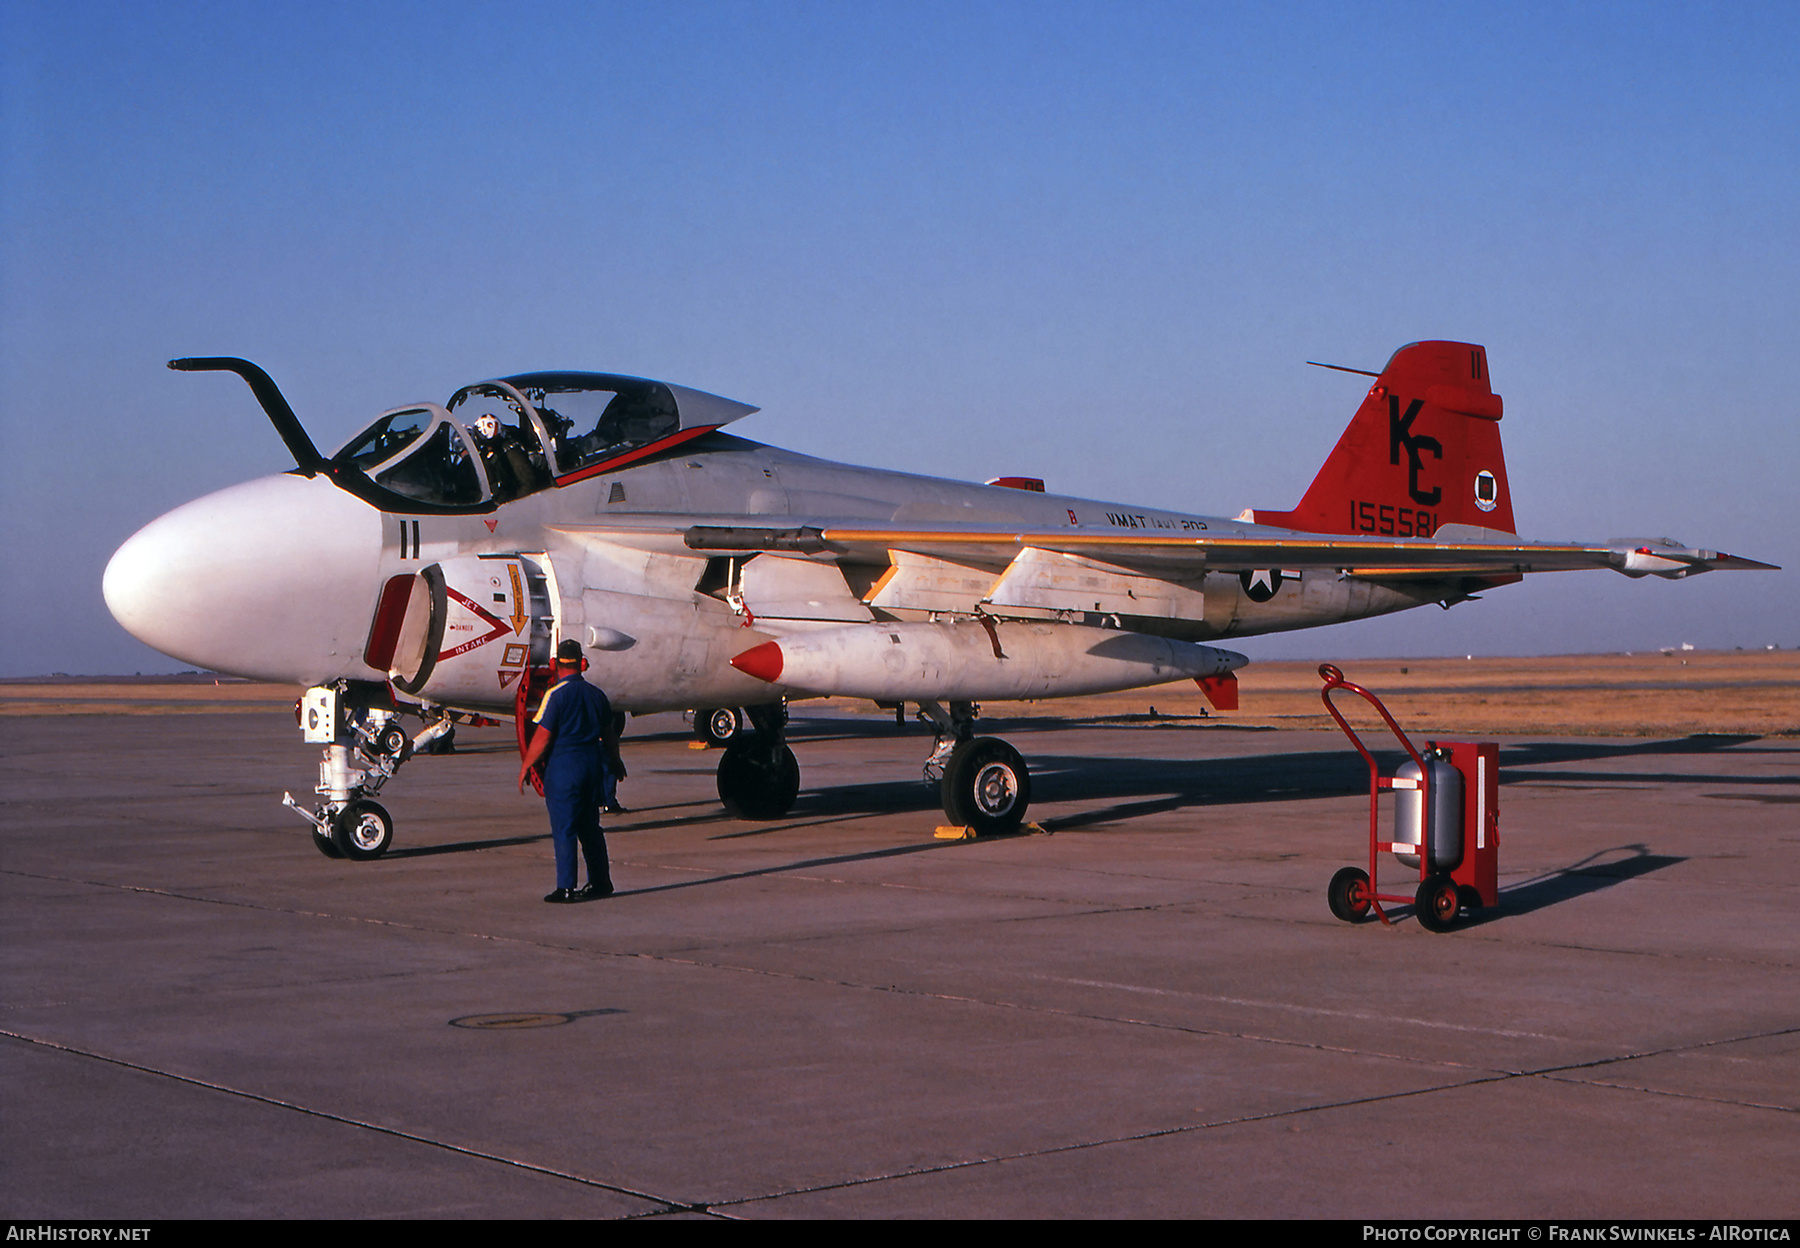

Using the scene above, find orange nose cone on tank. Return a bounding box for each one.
[730,641,784,683]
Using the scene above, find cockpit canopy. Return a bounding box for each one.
[327,372,758,513]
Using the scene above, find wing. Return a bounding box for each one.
[684,521,1776,581]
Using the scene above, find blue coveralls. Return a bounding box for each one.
[532,672,614,891]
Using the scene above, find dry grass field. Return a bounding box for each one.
[0,673,299,717]
[4,649,1795,736]
[1047,649,1796,737]
[839,648,1800,738]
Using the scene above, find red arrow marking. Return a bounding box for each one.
[439,587,513,661]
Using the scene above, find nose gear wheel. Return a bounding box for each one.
[332,799,393,860]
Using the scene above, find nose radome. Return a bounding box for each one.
[104,474,384,683]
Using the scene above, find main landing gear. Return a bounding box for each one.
[693,706,745,747]
[920,700,1031,836]
[283,681,452,861]
[712,699,1033,835]
[716,702,800,819]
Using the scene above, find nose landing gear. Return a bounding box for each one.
[331,799,395,860]
[283,682,451,860]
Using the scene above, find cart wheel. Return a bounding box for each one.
[1457,884,1484,914]
[1327,867,1373,923]
[1415,874,1461,932]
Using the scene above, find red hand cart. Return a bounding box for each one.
[1317,664,1499,932]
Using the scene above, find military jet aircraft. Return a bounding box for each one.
[103,341,1774,859]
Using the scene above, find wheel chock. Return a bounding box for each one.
[687,740,711,750]
[934,822,1050,840]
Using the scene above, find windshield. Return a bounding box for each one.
[335,407,434,471]
[333,404,490,508]
[373,421,485,506]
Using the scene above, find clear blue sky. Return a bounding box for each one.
[3,0,1794,676]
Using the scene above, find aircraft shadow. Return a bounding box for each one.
[1026,750,1372,832]
[613,840,952,897]
[1501,734,1764,763]
[702,780,947,839]
[637,734,1780,838]
[384,832,548,858]
[410,732,1779,862]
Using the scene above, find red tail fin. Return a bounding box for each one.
[1251,341,1514,537]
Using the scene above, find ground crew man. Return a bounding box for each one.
[518,639,624,903]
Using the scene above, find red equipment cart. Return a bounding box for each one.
[1317,664,1499,932]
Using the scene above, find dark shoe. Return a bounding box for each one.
[543,888,579,904]
[601,803,627,815]
[576,882,614,901]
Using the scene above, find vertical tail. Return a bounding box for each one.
[1250,341,1514,537]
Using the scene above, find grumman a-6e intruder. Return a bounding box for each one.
[104,342,1774,859]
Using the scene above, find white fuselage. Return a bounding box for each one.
[105,433,1440,714]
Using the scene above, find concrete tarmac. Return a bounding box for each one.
[2,707,1795,1219]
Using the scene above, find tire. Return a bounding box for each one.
[1415,874,1461,932]
[717,741,800,820]
[331,799,393,861]
[1457,884,1484,914]
[940,737,1030,836]
[1327,867,1372,923]
[696,707,743,747]
[312,827,344,859]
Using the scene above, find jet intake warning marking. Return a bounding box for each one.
[439,587,512,661]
